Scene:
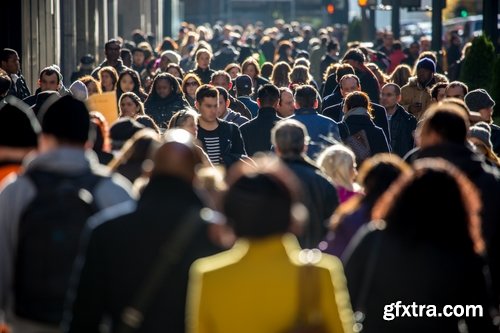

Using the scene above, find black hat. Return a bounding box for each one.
[109,117,145,151]
[465,89,495,112]
[416,58,436,73]
[80,54,95,65]
[40,95,90,144]
[235,74,253,91]
[0,96,40,147]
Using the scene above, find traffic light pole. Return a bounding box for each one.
[391,0,400,39]
[431,0,442,53]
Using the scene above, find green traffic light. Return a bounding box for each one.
[460,9,468,17]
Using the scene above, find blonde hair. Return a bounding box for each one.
[317,144,356,190]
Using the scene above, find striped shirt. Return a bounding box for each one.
[202,136,221,165]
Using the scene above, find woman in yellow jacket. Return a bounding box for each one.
[187,156,354,333]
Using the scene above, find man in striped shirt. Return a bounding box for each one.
[195,85,247,167]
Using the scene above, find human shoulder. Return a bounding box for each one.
[190,243,247,277]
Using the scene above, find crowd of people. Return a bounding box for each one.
[0,19,499,333]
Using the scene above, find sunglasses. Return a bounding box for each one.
[185,81,199,87]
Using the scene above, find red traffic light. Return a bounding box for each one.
[326,3,335,14]
[358,0,368,7]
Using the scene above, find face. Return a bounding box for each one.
[212,75,230,90]
[340,78,359,98]
[197,97,218,123]
[40,73,59,91]
[133,51,145,66]
[184,79,200,98]
[278,91,294,117]
[383,34,394,48]
[120,96,139,118]
[167,67,182,78]
[420,39,431,51]
[160,55,170,71]
[434,87,446,102]
[86,82,98,96]
[217,94,228,118]
[410,43,420,55]
[101,72,114,90]
[180,116,198,137]
[479,107,494,123]
[105,42,121,62]
[2,54,20,74]
[380,86,399,109]
[416,68,433,85]
[228,67,240,79]
[244,64,257,79]
[155,79,172,98]
[445,86,465,100]
[120,74,135,93]
[197,53,211,69]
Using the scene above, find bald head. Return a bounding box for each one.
[153,129,201,181]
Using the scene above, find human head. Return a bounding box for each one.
[261,62,274,79]
[431,82,448,103]
[344,91,372,116]
[380,83,401,110]
[69,80,89,101]
[120,49,132,68]
[288,65,311,86]
[293,85,319,109]
[271,118,309,158]
[147,72,181,100]
[257,84,280,109]
[468,122,493,152]
[98,66,118,92]
[342,48,365,69]
[372,158,484,254]
[419,103,469,148]
[339,74,361,98]
[415,58,435,86]
[224,63,241,80]
[182,73,202,99]
[117,69,142,97]
[389,64,412,88]
[168,108,199,137]
[119,92,145,118]
[317,144,357,190]
[277,87,294,117]
[0,96,40,149]
[210,70,232,91]
[195,84,219,124]
[0,48,20,75]
[39,95,92,150]
[104,39,121,63]
[445,81,468,100]
[216,86,230,118]
[195,49,212,70]
[39,66,62,92]
[419,36,431,51]
[224,155,304,238]
[465,89,496,124]
[234,74,253,97]
[166,63,184,79]
[160,50,181,71]
[242,57,260,79]
[79,75,102,96]
[271,61,292,88]
[132,47,146,67]
[335,63,355,84]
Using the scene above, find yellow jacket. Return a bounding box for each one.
[187,233,354,333]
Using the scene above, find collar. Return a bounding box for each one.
[294,107,317,115]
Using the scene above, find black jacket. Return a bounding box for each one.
[388,104,417,157]
[323,101,391,144]
[7,75,31,100]
[490,123,500,157]
[145,94,189,128]
[190,67,215,84]
[344,227,496,333]
[282,156,339,248]
[229,95,252,119]
[339,114,390,156]
[356,67,380,104]
[239,107,282,156]
[321,87,342,112]
[64,175,221,333]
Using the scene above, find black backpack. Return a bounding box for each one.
[14,169,104,324]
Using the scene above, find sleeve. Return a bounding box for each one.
[0,175,36,312]
[63,223,106,333]
[186,262,212,333]
[320,258,355,333]
[229,123,247,157]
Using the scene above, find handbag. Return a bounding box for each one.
[339,122,372,165]
[288,250,328,333]
[117,208,201,333]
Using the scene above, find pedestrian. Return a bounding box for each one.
[241,57,269,99]
[23,66,62,107]
[97,66,118,93]
[91,39,129,79]
[182,73,202,107]
[216,87,249,126]
[388,64,411,88]
[277,87,295,118]
[235,74,259,118]
[0,48,31,100]
[78,75,102,96]
[116,68,147,102]
[270,61,292,88]
[70,54,95,83]
[210,70,252,119]
[189,49,215,84]
[118,91,145,119]
[341,48,380,104]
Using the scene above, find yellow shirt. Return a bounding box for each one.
[187,233,354,333]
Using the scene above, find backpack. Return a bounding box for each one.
[14,169,104,324]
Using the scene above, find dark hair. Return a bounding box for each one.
[327,40,339,52]
[261,62,274,79]
[98,66,119,91]
[294,85,318,109]
[157,37,178,52]
[116,69,145,101]
[431,82,448,100]
[344,91,372,116]
[120,49,132,59]
[335,64,355,83]
[373,158,484,254]
[105,39,121,50]
[342,48,366,64]
[421,103,468,144]
[118,92,145,117]
[166,63,184,79]
[242,57,261,78]
[224,157,302,238]
[0,48,18,62]
[211,70,231,84]
[216,86,229,102]
[271,61,292,88]
[195,84,218,104]
[446,81,469,96]
[136,115,160,134]
[257,84,280,106]
[40,66,61,84]
[224,63,241,74]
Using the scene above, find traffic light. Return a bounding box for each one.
[358,0,376,7]
[358,0,368,7]
[455,6,468,17]
[326,3,335,14]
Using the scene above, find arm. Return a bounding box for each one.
[186,262,212,333]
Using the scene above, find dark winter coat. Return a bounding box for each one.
[239,107,281,156]
[388,104,417,157]
[144,94,189,128]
